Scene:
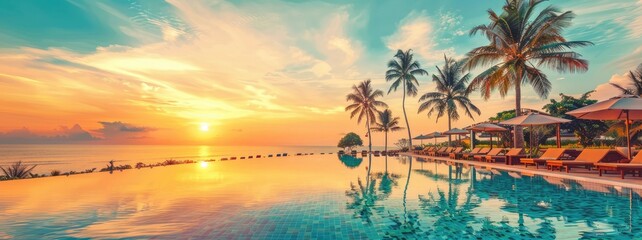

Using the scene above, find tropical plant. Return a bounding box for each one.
[610,63,642,96]
[419,55,481,145]
[346,79,388,154]
[543,91,608,146]
[386,49,429,150]
[394,138,409,151]
[371,109,403,154]
[0,161,37,180]
[338,132,364,151]
[465,0,593,147]
[50,170,61,176]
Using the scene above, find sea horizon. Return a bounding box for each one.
[0,144,388,174]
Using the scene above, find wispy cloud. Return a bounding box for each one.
[384,10,457,64]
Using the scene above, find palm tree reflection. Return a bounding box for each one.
[383,156,422,238]
[345,154,401,224]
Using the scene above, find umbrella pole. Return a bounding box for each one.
[530,125,534,156]
[556,123,562,148]
[490,133,493,149]
[626,110,632,160]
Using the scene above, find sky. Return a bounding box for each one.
[0,0,641,146]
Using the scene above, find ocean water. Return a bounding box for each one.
[0,154,640,239]
[0,144,386,174]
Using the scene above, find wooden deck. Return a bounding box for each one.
[401,152,642,190]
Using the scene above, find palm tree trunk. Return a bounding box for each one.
[385,131,388,171]
[366,114,372,154]
[402,80,412,151]
[384,131,388,154]
[447,114,452,146]
[402,156,412,225]
[514,80,525,148]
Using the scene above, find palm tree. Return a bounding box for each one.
[418,55,481,145]
[346,79,388,154]
[464,0,592,147]
[610,63,642,96]
[371,109,403,154]
[386,49,429,151]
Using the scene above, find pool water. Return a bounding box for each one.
[0,154,641,239]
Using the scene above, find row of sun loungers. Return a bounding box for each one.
[338,150,401,156]
[415,146,641,179]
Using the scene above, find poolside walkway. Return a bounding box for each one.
[401,152,642,190]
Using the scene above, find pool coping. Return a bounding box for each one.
[401,152,642,190]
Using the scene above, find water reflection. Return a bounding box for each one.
[346,156,642,239]
[338,154,363,169]
[1,154,641,238]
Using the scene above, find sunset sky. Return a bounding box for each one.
[0,0,641,146]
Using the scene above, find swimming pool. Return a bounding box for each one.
[0,154,640,239]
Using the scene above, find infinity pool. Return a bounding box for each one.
[0,154,641,239]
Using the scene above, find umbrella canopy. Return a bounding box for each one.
[500,113,571,148]
[425,131,446,138]
[566,95,642,120]
[500,113,571,125]
[467,123,507,149]
[442,128,469,135]
[413,134,430,145]
[425,131,446,145]
[567,95,642,160]
[467,123,507,132]
[442,128,469,147]
[413,134,430,140]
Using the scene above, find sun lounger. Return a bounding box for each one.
[436,147,454,157]
[420,147,434,155]
[465,148,490,160]
[595,151,642,179]
[546,149,626,173]
[488,148,526,163]
[448,147,463,156]
[475,148,503,161]
[428,147,445,156]
[448,147,465,159]
[457,148,480,160]
[521,148,569,169]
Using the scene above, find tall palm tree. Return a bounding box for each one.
[346,79,388,154]
[610,63,642,96]
[371,109,404,155]
[386,49,429,151]
[418,55,481,145]
[464,0,592,147]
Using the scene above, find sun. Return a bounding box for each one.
[199,123,209,132]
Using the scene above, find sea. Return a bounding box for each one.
[0,144,387,174]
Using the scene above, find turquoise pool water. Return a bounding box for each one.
[0,154,641,239]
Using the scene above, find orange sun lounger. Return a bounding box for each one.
[487,148,525,163]
[521,148,569,169]
[595,151,642,179]
[474,148,503,161]
[546,149,626,173]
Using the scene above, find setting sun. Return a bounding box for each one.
[199,123,209,132]
[1,0,642,239]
